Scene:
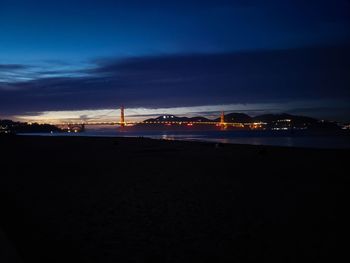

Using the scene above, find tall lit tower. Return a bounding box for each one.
[220,111,225,125]
[220,111,226,130]
[120,105,125,127]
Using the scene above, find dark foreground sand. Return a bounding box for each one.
[0,135,348,262]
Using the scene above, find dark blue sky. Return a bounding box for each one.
[0,0,350,121]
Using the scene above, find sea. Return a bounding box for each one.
[19,128,350,149]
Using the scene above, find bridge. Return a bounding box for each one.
[58,106,264,131]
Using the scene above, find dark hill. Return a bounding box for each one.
[137,113,340,130]
[0,119,61,133]
[253,113,340,130]
[144,115,211,123]
[253,113,317,124]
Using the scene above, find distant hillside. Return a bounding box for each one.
[144,115,212,123]
[138,113,341,131]
[252,113,340,130]
[253,113,317,124]
[0,119,61,133]
[147,113,322,125]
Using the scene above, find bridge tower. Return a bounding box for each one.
[120,105,126,127]
[220,111,225,124]
[220,111,226,130]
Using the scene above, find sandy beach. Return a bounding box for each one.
[0,135,348,262]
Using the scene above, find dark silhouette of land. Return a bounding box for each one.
[133,113,341,131]
[143,113,332,125]
[1,113,344,134]
[0,120,61,134]
[0,135,348,262]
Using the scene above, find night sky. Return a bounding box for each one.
[0,0,350,122]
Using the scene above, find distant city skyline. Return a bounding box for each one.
[1,0,350,122]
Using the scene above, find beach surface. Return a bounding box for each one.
[0,135,348,262]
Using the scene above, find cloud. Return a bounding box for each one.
[1,44,350,119]
[0,64,30,70]
[0,64,35,85]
